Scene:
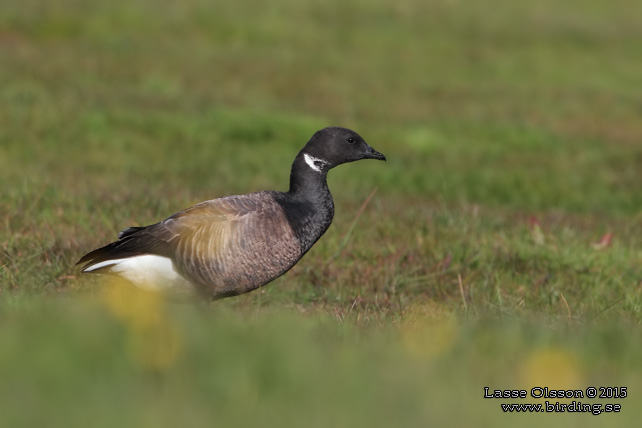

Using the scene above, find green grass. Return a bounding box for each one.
[1,296,641,427]
[1,0,641,426]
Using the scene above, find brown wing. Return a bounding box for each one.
[152,192,303,297]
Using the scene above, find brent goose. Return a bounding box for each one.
[77,127,386,300]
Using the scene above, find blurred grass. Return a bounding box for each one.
[1,293,641,427]
[1,0,641,426]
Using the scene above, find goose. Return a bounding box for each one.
[77,127,386,300]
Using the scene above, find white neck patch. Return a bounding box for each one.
[303,153,328,172]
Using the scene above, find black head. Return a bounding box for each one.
[300,127,386,172]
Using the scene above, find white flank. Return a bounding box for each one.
[303,153,327,172]
[85,255,194,294]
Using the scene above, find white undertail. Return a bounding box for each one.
[85,255,194,295]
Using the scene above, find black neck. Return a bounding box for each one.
[288,153,330,199]
[275,152,335,252]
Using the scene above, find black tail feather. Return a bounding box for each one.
[118,226,148,239]
[76,224,166,272]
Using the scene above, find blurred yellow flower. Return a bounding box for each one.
[101,278,164,327]
[126,318,182,372]
[399,302,458,360]
[100,277,182,371]
[519,347,584,399]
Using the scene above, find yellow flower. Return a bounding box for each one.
[400,302,458,360]
[126,318,182,371]
[520,347,583,401]
[100,277,182,371]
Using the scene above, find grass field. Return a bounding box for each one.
[1,0,641,426]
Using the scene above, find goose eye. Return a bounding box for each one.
[347,137,355,144]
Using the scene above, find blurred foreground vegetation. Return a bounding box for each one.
[1,0,641,426]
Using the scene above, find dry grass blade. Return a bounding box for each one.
[328,187,378,261]
[458,273,468,311]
